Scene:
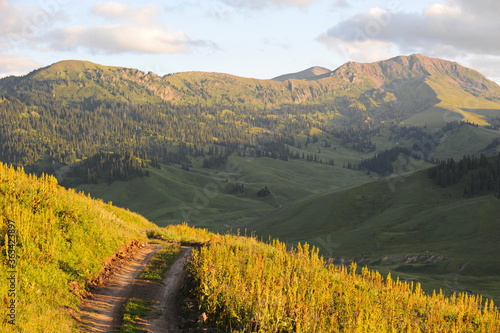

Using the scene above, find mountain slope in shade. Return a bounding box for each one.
[272,66,331,81]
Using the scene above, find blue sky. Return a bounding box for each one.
[1,0,500,83]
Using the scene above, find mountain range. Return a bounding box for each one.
[1,54,500,301]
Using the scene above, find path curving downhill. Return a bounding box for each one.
[79,243,162,332]
[79,244,193,333]
[140,246,193,333]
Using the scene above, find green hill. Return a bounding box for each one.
[190,234,500,332]
[246,166,500,302]
[1,163,498,332]
[75,155,373,230]
[1,53,499,173]
[0,163,158,332]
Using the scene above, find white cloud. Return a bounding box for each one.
[424,3,462,18]
[42,2,216,55]
[0,55,41,77]
[46,25,196,54]
[318,33,397,63]
[319,0,500,60]
[91,2,158,24]
[0,0,67,48]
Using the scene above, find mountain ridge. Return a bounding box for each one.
[1,53,500,172]
[3,53,499,131]
[3,54,500,108]
[272,66,331,81]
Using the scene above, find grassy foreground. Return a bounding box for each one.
[189,235,500,332]
[0,163,156,332]
[1,164,499,332]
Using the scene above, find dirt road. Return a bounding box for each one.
[79,244,192,332]
[79,243,162,332]
[140,247,193,332]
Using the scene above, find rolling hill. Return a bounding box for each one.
[1,54,500,327]
[0,162,158,331]
[1,163,498,332]
[245,163,500,302]
[1,53,499,236]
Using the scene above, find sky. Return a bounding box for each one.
[1,0,500,83]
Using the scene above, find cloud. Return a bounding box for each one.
[0,0,67,48]
[0,54,41,77]
[332,0,349,8]
[221,0,319,9]
[46,25,202,54]
[91,1,158,24]
[43,2,216,55]
[319,0,500,61]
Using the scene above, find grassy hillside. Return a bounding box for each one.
[431,125,500,159]
[76,156,373,230]
[1,162,498,332]
[0,163,158,332]
[189,234,500,332]
[246,168,500,302]
[1,54,500,181]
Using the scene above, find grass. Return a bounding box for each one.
[431,124,500,159]
[114,300,153,333]
[138,242,181,282]
[0,163,158,332]
[76,155,372,231]
[189,234,500,332]
[2,161,500,331]
[426,75,500,126]
[246,168,500,303]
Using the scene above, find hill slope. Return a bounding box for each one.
[1,54,499,172]
[246,166,500,301]
[272,66,331,81]
[75,155,372,229]
[0,163,157,332]
[0,54,499,237]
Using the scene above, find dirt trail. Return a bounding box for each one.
[140,246,193,333]
[79,244,193,333]
[79,243,162,332]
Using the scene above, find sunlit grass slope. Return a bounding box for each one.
[190,235,500,332]
[426,75,500,126]
[0,163,157,332]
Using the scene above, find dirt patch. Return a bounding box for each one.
[79,242,162,332]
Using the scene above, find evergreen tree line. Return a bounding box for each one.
[330,124,378,153]
[0,96,339,172]
[62,151,148,187]
[358,147,414,176]
[428,153,500,197]
[389,125,428,142]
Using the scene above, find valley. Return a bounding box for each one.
[1,53,500,326]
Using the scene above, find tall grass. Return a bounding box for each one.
[189,235,500,332]
[0,163,156,332]
[160,222,214,245]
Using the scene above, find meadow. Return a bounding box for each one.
[0,163,156,332]
[189,234,500,332]
[1,164,499,332]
